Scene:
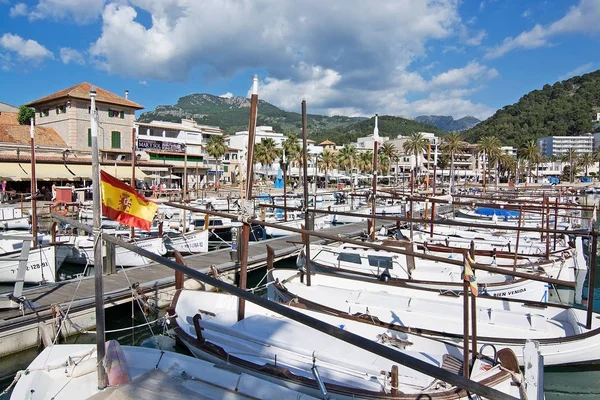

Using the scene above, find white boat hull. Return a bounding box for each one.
[0,245,63,284]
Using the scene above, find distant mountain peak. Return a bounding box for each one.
[415,115,481,131]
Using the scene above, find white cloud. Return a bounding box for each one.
[9,3,28,18]
[558,62,594,81]
[59,47,85,65]
[522,9,532,18]
[486,0,600,59]
[430,62,498,88]
[219,92,233,98]
[139,80,148,86]
[465,30,487,46]
[0,33,53,62]
[15,0,106,24]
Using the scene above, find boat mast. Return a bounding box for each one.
[90,87,108,389]
[237,75,259,321]
[371,114,379,241]
[301,99,311,286]
[130,127,136,239]
[30,118,37,248]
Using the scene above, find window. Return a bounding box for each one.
[56,105,66,114]
[338,252,362,264]
[108,109,125,118]
[111,131,121,149]
[367,255,393,269]
[88,128,92,147]
[40,109,49,117]
[120,111,125,119]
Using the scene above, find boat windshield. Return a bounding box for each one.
[367,255,393,269]
[338,252,362,264]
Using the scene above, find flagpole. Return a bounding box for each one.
[90,87,108,389]
[30,118,37,248]
[130,127,136,239]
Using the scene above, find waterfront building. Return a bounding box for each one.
[0,101,18,113]
[537,135,593,157]
[26,83,143,154]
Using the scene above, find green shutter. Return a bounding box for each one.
[88,128,92,147]
[120,111,125,119]
[223,166,228,172]
[108,109,113,117]
[111,131,121,149]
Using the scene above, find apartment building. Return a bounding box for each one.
[537,135,593,157]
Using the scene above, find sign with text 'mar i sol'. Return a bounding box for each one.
[137,138,186,153]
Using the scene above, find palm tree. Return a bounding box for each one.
[282,133,301,187]
[560,148,579,183]
[254,138,281,181]
[319,149,337,189]
[477,136,501,190]
[380,142,398,177]
[403,132,429,186]
[206,135,227,192]
[498,153,516,183]
[440,132,466,193]
[593,148,600,179]
[580,152,594,177]
[518,140,542,185]
[338,144,358,193]
[358,151,373,174]
[378,154,390,176]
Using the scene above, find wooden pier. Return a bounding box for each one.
[0,222,367,358]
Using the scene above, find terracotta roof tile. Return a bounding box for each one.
[0,112,18,125]
[319,140,336,145]
[25,82,143,110]
[0,125,67,147]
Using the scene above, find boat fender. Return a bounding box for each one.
[51,201,69,216]
[158,242,168,256]
[379,269,391,282]
[104,340,131,386]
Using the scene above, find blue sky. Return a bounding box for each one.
[0,0,598,121]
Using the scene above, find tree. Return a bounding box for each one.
[282,133,301,186]
[17,105,35,125]
[440,132,466,193]
[561,148,579,183]
[254,138,281,181]
[338,144,358,192]
[580,152,594,177]
[518,140,542,185]
[402,132,429,186]
[477,136,501,190]
[358,151,373,174]
[380,142,398,177]
[378,153,390,176]
[498,153,516,183]
[205,135,227,192]
[594,148,600,179]
[319,149,337,189]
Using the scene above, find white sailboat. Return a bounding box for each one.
[268,269,600,367]
[163,229,209,254]
[0,245,67,284]
[171,290,524,399]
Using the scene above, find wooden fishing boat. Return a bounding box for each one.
[10,340,319,399]
[170,290,524,399]
[268,269,600,367]
[0,245,67,284]
[301,242,550,301]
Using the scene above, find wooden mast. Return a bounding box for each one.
[370,114,379,241]
[29,118,37,248]
[237,75,259,321]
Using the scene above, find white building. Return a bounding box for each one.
[227,126,285,151]
[537,135,593,157]
[501,146,517,157]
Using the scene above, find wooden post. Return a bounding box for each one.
[283,162,288,222]
[586,227,597,329]
[266,245,275,271]
[545,195,551,260]
[174,250,185,290]
[104,241,116,275]
[553,197,559,251]
[429,202,436,238]
[301,99,312,287]
[238,76,259,321]
[462,276,470,378]
[513,205,523,272]
[469,243,477,361]
[391,365,399,394]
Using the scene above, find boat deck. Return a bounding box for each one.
[0,222,367,358]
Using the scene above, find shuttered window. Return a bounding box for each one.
[111,131,121,149]
[88,128,91,147]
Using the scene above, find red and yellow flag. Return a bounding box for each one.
[463,255,478,296]
[100,170,158,231]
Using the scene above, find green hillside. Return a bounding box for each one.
[310,115,444,145]
[138,93,363,136]
[463,70,600,147]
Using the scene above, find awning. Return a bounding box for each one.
[36,164,75,180]
[0,163,30,181]
[100,166,148,180]
[66,164,93,179]
[138,166,169,172]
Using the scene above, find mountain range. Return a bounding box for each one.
[414,115,480,131]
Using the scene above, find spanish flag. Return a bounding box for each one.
[100,170,158,231]
[463,254,478,296]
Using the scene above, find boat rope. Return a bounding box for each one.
[247,271,269,293]
[211,231,232,248]
[0,370,22,396]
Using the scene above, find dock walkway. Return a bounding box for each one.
[0,222,366,358]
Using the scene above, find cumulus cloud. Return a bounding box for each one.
[219,92,233,98]
[0,33,53,62]
[83,1,499,118]
[59,47,85,65]
[139,80,148,85]
[12,0,105,24]
[486,0,600,59]
[9,3,28,18]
